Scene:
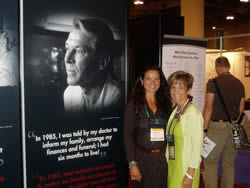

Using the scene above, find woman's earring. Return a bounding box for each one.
[140,78,143,87]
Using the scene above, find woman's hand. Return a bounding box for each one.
[183,168,194,188]
[203,132,208,139]
[130,165,142,183]
[182,175,193,188]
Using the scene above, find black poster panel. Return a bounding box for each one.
[23,0,127,187]
[0,0,22,187]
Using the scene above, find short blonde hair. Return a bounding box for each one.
[168,71,194,90]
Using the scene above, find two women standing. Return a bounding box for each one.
[124,65,203,188]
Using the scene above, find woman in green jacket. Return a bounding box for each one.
[166,71,203,188]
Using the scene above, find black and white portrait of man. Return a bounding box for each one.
[63,18,123,113]
[23,0,126,120]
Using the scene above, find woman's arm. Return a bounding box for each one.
[123,102,136,161]
[182,106,203,187]
[123,101,142,182]
[187,106,203,168]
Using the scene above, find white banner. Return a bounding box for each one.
[162,36,207,111]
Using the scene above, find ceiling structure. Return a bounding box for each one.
[129,0,250,35]
[205,0,250,27]
[129,0,180,19]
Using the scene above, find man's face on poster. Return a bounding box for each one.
[64,29,99,86]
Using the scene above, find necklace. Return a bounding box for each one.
[176,98,189,114]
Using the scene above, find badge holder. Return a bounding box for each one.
[149,117,165,142]
[167,135,175,160]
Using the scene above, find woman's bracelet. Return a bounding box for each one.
[129,161,136,166]
[128,161,138,168]
[185,173,193,180]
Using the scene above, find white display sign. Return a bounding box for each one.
[162,40,206,111]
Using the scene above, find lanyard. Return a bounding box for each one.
[145,104,151,119]
[167,98,190,135]
[145,104,165,128]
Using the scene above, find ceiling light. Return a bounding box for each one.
[212,26,216,30]
[134,0,144,5]
[226,16,235,20]
[240,0,249,2]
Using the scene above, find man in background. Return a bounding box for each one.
[63,18,122,114]
[203,56,245,188]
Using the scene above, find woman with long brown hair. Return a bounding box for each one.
[124,65,172,188]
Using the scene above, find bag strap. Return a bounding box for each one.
[237,112,246,124]
[212,78,232,123]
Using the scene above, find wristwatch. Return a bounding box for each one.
[203,129,208,133]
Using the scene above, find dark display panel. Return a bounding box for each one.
[23,0,127,187]
[0,0,22,187]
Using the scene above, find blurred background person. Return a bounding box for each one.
[124,65,172,188]
[203,56,245,188]
[166,71,203,188]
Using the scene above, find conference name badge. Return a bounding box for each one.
[167,135,175,160]
[169,145,175,160]
[150,128,164,141]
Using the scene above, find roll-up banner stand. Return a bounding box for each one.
[162,35,207,111]
[21,0,127,187]
[0,0,22,187]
